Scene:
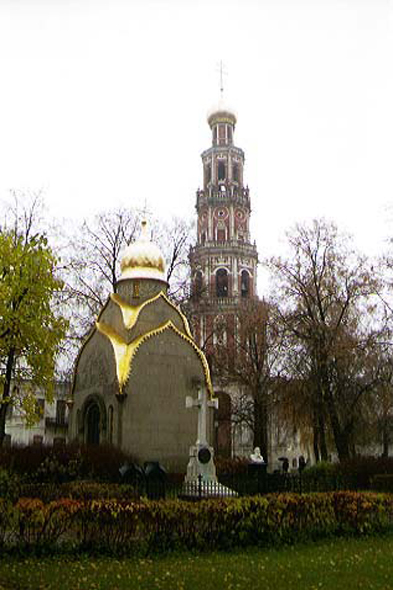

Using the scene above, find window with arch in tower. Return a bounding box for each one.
[233,163,239,182]
[241,270,250,298]
[218,161,226,181]
[216,269,229,298]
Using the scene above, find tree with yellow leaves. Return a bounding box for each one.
[0,198,68,446]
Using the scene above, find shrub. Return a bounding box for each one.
[0,498,14,548]
[338,457,393,490]
[13,497,79,548]
[78,444,136,482]
[18,483,61,504]
[0,468,20,503]
[1,491,393,554]
[215,456,249,476]
[303,461,339,477]
[70,492,393,554]
[18,481,142,503]
[300,457,393,492]
[0,444,48,476]
[371,474,393,493]
[0,443,136,484]
[332,491,393,534]
[301,461,341,492]
[32,450,84,484]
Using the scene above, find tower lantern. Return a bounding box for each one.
[207,104,237,147]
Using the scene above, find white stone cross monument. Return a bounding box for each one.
[185,387,218,483]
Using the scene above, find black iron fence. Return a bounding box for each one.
[182,470,344,499]
[119,466,347,502]
[11,468,387,505]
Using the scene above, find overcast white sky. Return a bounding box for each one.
[0,0,392,273]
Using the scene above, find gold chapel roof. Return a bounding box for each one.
[119,220,167,283]
[71,289,213,399]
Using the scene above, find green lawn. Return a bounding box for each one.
[1,535,393,590]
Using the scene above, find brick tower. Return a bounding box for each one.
[189,100,259,456]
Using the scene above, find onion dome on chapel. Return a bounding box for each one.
[119,220,167,283]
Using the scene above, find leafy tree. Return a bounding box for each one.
[0,199,68,446]
[360,347,393,458]
[268,219,385,462]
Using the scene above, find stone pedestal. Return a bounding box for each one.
[185,443,217,483]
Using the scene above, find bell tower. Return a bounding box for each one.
[189,98,259,362]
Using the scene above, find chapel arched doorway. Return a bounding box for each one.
[86,402,101,445]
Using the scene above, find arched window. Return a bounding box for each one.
[233,163,239,182]
[218,161,226,181]
[241,270,250,298]
[86,403,100,445]
[216,269,229,298]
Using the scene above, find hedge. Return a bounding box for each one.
[1,491,393,554]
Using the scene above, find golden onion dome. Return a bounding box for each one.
[119,220,167,283]
[207,97,237,128]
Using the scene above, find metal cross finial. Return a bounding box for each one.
[137,199,152,224]
[216,60,228,99]
[137,200,152,241]
[141,199,150,219]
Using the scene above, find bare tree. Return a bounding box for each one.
[66,207,140,316]
[212,299,283,461]
[153,216,194,304]
[268,219,386,462]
